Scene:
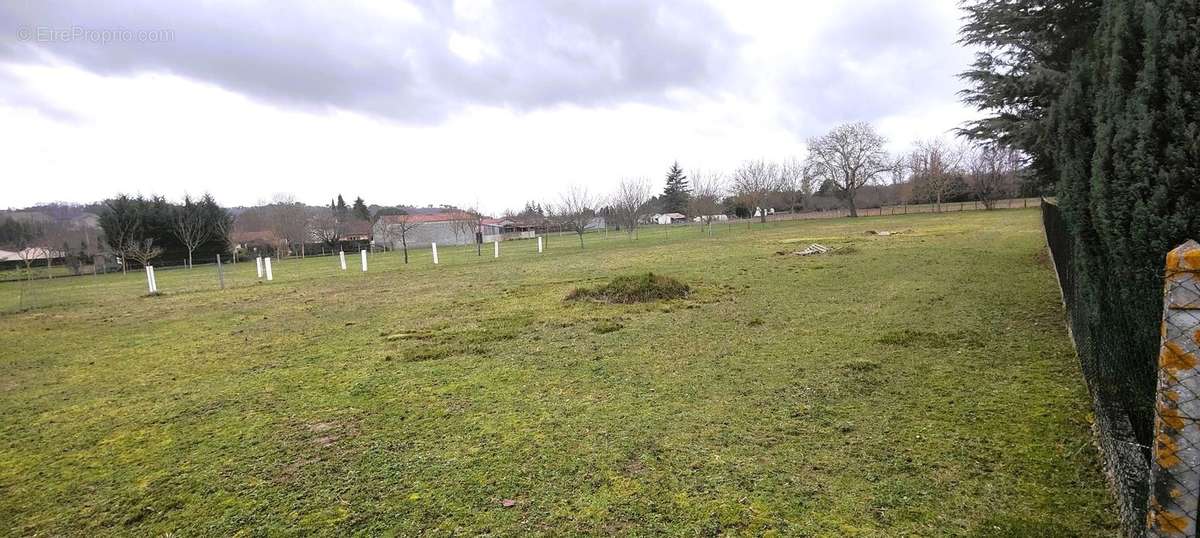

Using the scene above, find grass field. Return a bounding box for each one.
[0,209,1117,535]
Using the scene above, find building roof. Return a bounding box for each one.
[0,248,66,262]
[231,230,280,243]
[377,211,480,225]
[341,219,374,236]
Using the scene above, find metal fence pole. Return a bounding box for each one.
[1148,240,1200,537]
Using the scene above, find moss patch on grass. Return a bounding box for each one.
[592,320,624,334]
[877,328,985,349]
[566,273,690,304]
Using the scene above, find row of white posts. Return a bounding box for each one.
[333,250,371,271]
[333,238,543,271]
[254,256,274,280]
[146,238,551,293]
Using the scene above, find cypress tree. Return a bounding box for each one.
[334,195,349,222]
[352,197,371,221]
[1049,0,1200,457]
[661,162,690,214]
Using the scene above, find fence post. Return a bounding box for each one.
[1148,240,1200,536]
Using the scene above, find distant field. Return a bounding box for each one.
[0,209,1116,535]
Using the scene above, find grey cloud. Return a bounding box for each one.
[0,67,81,122]
[0,0,741,122]
[779,0,967,137]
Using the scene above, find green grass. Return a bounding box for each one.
[0,209,1117,535]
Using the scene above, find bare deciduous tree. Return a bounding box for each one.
[687,169,725,230]
[125,238,163,268]
[101,196,141,274]
[0,218,45,308]
[966,143,1023,209]
[171,194,212,268]
[1,218,45,279]
[462,207,487,256]
[776,158,811,213]
[806,122,894,217]
[267,194,309,258]
[731,159,779,224]
[555,185,597,248]
[212,210,237,263]
[448,210,474,246]
[887,155,909,205]
[382,214,423,264]
[309,212,343,250]
[908,138,966,212]
[609,177,654,238]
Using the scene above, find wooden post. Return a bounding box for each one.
[217,254,225,289]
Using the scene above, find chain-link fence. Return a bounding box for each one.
[1044,199,1200,537]
[1042,199,1151,533]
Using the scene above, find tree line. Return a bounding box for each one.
[530,121,1030,250]
[97,193,234,271]
[4,121,1033,274]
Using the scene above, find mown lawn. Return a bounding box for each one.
[0,209,1116,535]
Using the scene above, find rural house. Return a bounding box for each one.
[373,212,505,249]
[654,213,687,225]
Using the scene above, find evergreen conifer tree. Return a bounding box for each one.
[352,197,370,221]
[660,162,690,214]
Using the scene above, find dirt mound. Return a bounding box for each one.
[566,273,690,304]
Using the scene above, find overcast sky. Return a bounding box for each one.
[1,0,979,214]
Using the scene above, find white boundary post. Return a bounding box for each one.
[150,266,158,293]
[494,240,499,258]
[537,236,543,253]
[339,250,347,270]
[256,256,263,278]
[432,243,439,265]
[145,266,154,293]
[360,249,368,272]
[265,257,273,281]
